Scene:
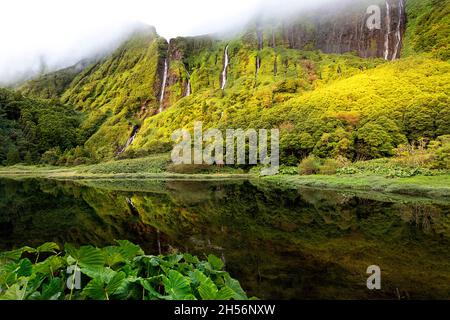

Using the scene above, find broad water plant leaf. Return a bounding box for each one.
[207,254,224,271]
[65,244,105,268]
[34,256,65,275]
[102,240,144,267]
[40,278,63,300]
[216,287,236,300]
[0,246,35,263]
[82,271,127,300]
[163,270,194,300]
[80,266,116,283]
[224,274,248,300]
[17,259,33,278]
[35,242,60,255]
[115,240,144,259]
[0,282,26,300]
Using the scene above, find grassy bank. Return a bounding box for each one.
[260,174,450,199]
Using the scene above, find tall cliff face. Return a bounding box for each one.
[253,0,406,60]
[156,0,408,116]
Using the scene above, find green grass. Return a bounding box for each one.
[262,174,450,199]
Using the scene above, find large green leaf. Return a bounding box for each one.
[139,278,165,299]
[40,278,63,300]
[0,246,35,263]
[207,255,224,271]
[198,278,218,300]
[115,240,144,259]
[17,259,33,278]
[224,274,248,300]
[34,256,65,275]
[216,287,235,300]
[82,271,126,300]
[35,242,60,255]
[163,270,194,300]
[80,266,116,283]
[65,244,104,268]
[102,246,126,267]
[0,282,26,300]
[82,278,105,300]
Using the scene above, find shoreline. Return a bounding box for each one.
[0,166,449,200]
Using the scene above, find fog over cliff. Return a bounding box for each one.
[0,0,343,85]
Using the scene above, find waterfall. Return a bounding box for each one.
[116,125,139,156]
[384,0,391,60]
[186,78,191,97]
[272,27,276,48]
[221,45,229,90]
[257,28,263,50]
[255,29,263,78]
[185,70,191,97]
[392,0,404,60]
[159,58,168,113]
[156,229,162,255]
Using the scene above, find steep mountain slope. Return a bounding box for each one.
[11,0,450,165]
[17,59,95,99]
[403,0,450,60]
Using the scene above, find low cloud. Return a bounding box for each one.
[0,0,340,85]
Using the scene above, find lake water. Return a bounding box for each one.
[0,177,449,299]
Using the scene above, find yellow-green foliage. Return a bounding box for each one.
[61,27,163,160]
[132,56,449,164]
[403,0,450,61]
[14,0,450,164]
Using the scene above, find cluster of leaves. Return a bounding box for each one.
[0,241,249,300]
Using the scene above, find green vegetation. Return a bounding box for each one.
[403,0,450,60]
[18,60,91,99]
[0,88,83,165]
[0,240,249,300]
[134,56,449,165]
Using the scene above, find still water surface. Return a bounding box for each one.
[0,177,449,299]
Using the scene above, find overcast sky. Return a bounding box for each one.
[0,0,337,84]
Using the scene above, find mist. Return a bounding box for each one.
[0,0,340,85]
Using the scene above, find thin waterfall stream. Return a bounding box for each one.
[384,0,391,60]
[221,45,229,90]
[159,57,169,113]
[392,0,404,60]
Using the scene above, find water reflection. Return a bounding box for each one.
[0,177,449,299]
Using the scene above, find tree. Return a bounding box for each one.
[5,147,20,165]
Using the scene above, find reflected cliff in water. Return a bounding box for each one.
[0,177,449,299]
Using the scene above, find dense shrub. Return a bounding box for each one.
[298,156,321,175]
[319,159,343,175]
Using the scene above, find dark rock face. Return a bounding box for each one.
[155,1,407,108]
[260,0,406,60]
